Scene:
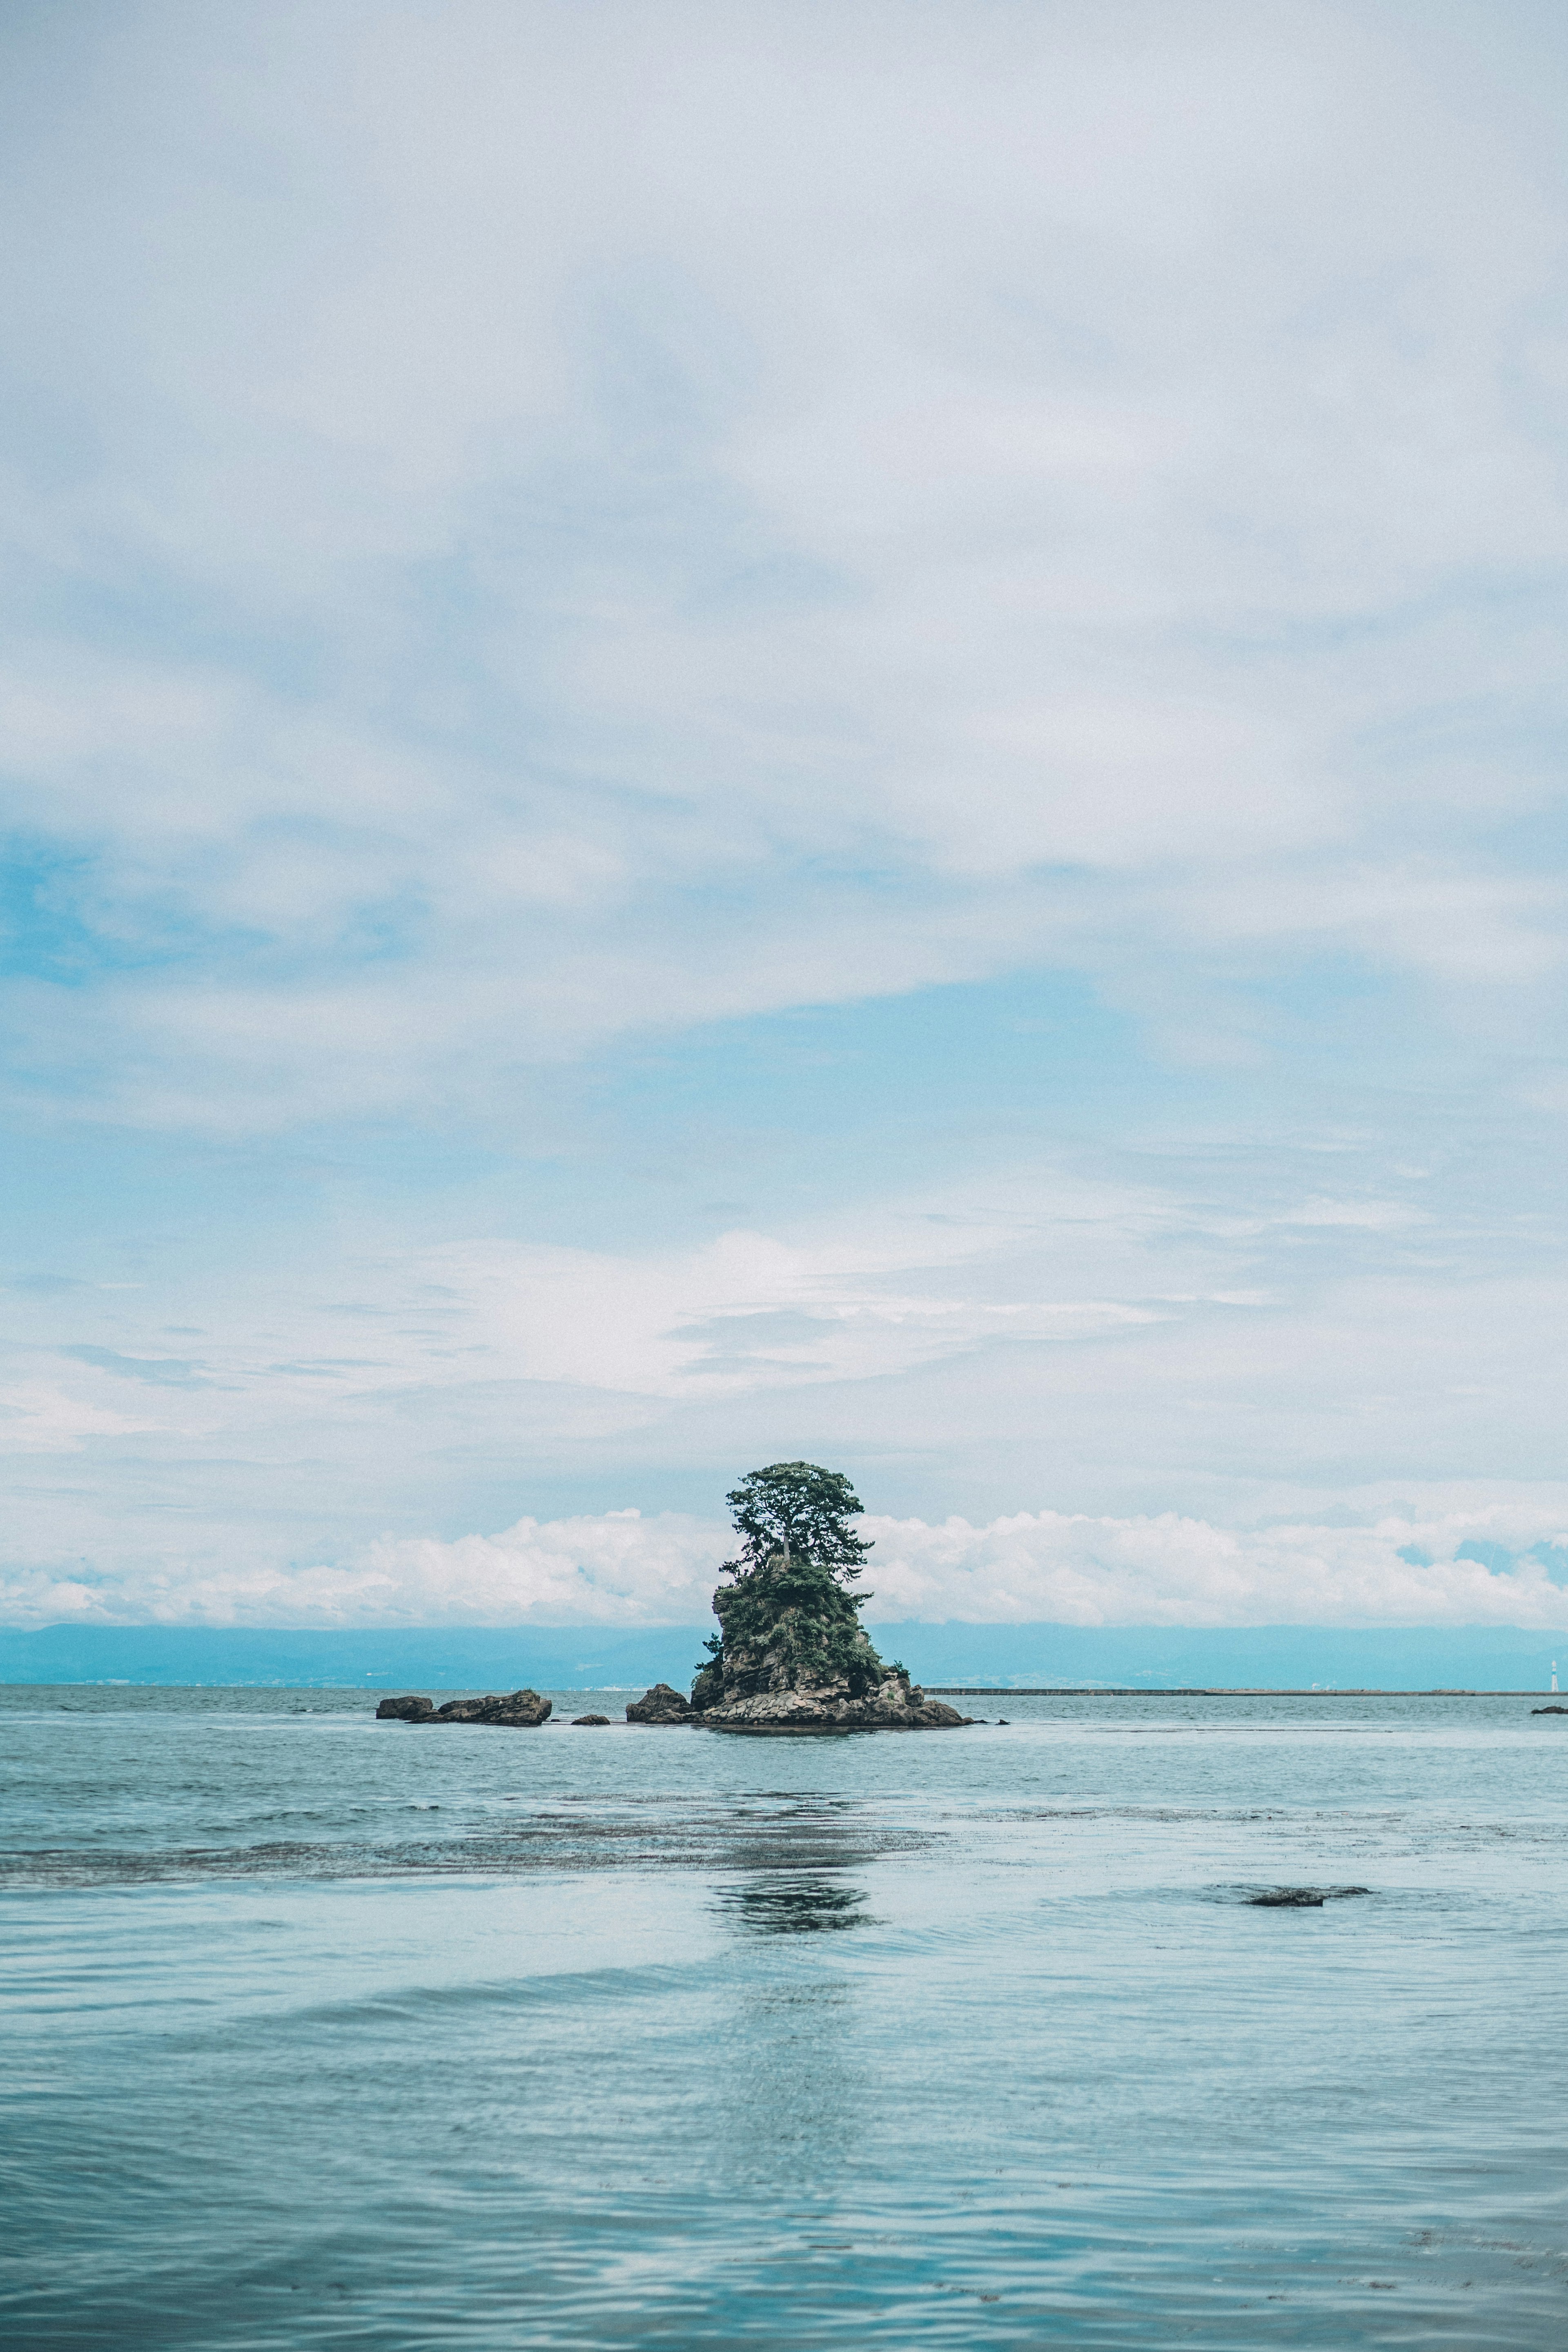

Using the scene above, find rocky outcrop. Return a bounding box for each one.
[571,1713,611,1726]
[626,1683,694,1724]
[374,1688,551,1726]
[690,1550,970,1734]
[376,1694,434,1721]
[700,1668,969,1734]
[1532,1704,1568,1715]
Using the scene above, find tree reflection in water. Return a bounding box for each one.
[715,1872,870,1934]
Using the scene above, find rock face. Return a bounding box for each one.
[689,1547,970,1734]
[374,1688,551,1726]
[376,1694,434,1721]
[626,1683,694,1724]
[700,1671,969,1735]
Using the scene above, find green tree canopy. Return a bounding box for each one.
[695,1460,883,1702]
[724,1461,873,1583]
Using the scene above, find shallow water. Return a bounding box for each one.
[4,1686,1567,2347]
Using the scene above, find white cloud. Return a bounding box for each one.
[861,1505,1568,1629]
[8,1497,1568,1633]
[6,1138,1568,1618]
[0,1381,156,1452]
[6,5,1568,1623]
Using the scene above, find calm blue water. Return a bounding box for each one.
[4,1688,1567,2348]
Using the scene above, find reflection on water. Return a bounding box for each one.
[715,1871,870,1933]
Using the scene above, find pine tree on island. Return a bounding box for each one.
[693,1461,877,1704]
[625,1460,970,1734]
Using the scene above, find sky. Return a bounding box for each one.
[5,0,1568,1632]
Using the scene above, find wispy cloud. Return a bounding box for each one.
[3,4,1568,1131]
[59,1345,215,1388]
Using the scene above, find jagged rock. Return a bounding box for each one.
[376,1688,551,1726]
[692,1555,970,1733]
[572,1714,610,1726]
[690,1660,724,1713]
[626,1683,693,1724]
[472,1689,550,1726]
[700,1668,968,1733]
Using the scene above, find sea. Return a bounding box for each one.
[4,1685,1567,2348]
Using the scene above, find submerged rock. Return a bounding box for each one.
[1248,1885,1368,1907]
[626,1683,693,1724]
[375,1689,551,1726]
[571,1713,611,1726]
[1532,1705,1568,1715]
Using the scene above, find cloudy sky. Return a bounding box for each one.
[6,0,1568,1630]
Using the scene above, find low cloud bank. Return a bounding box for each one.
[6,1502,1568,1630]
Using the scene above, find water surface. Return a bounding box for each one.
[4,1686,1567,2346]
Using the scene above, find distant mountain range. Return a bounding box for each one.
[0,1621,1559,1690]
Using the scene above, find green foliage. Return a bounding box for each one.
[712,1551,881,1694]
[692,1461,887,1703]
[724,1461,873,1583]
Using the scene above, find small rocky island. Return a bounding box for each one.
[641,1461,970,1735]
[374,1463,969,1737]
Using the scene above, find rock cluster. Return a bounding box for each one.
[617,1668,966,1732]
[696,1666,968,1735]
[374,1689,551,1726]
[372,1462,976,1740]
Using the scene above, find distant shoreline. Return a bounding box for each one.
[926,1685,1563,1697]
[0,1680,1559,1699]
